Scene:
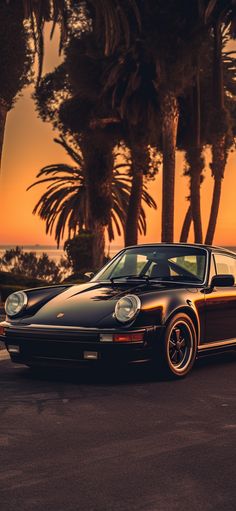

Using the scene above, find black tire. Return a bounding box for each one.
[155,313,198,379]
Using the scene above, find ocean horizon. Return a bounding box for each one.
[0,243,236,264]
[0,244,123,263]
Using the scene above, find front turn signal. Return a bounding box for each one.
[113,332,144,343]
[0,325,5,336]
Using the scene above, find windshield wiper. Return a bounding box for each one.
[110,275,150,283]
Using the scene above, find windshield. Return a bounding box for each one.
[94,245,207,284]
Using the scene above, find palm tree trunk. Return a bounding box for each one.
[85,137,114,226]
[0,99,7,168]
[205,177,222,246]
[205,137,227,245]
[180,57,204,244]
[81,131,114,269]
[186,146,204,243]
[191,171,202,243]
[180,205,192,242]
[125,144,149,246]
[190,61,204,244]
[205,22,228,245]
[91,222,106,269]
[161,92,179,242]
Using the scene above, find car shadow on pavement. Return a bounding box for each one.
[18,363,156,386]
[15,350,236,386]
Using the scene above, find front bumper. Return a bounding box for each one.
[1,322,164,367]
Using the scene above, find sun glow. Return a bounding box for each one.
[0,28,236,248]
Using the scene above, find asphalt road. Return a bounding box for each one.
[0,353,235,511]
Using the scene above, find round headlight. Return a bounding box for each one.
[5,291,28,317]
[115,294,141,323]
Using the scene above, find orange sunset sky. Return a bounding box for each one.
[0,27,236,249]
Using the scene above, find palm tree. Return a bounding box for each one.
[102,1,236,244]
[204,28,235,244]
[27,137,156,251]
[0,0,139,167]
[125,144,147,247]
[101,36,161,245]
[34,31,158,263]
[24,1,236,252]
[179,31,236,244]
[0,1,33,167]
[178,51,208,243]
[74,0,236,246]
[124,143,156,246]
[102,2,208,242]
[148,0,236,242]
[21,0,141,59]
[34,34,120,268]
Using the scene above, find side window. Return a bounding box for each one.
[214,254,236,282]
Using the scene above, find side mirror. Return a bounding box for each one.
[210,274,235,288]
[84,272,95,281]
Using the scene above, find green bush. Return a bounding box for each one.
[0,285,26,302]
[0,247,65,283]
[0,270,45,287]
[64,233,95,273]
[0,271,46,302]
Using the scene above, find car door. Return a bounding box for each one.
[204,252,236,344]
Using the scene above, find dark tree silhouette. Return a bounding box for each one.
[28,137,156,250]
[0,1,33,166]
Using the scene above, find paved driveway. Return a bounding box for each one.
[0,354,235,511]
[0,310,5,350]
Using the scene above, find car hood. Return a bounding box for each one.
[19,282,141,328]
[18,281,195,329]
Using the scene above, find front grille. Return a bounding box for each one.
[20,340,86,359]
[5,328,100,360]
[6,328,99,342]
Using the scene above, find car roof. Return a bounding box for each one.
[123,243,236,256]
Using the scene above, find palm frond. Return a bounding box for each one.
[28,137,157,245]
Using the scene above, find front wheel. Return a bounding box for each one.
[155,313,197,379]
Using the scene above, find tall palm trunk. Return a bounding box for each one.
[180,61,204,243]
[190,167,202,243]
[205,22,228,245]
[205,139,227,244]
[161,92,179,242]
[81,131,114,269]
[187,146,205,243]
[189,63,204,244]
[180,145,205,244]
[180,205,192,243]
[90,223,106,270]
[125,144,149,246]
[0,99,7,168]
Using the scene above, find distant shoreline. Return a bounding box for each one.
[0,244,235,250]
[0,244,123,250]
[0,244,123,263]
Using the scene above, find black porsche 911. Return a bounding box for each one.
[1,243,236,378]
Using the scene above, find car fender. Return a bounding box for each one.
[163,300,200,345]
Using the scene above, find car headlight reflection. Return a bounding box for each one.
[5,291,28,317]
[115,294,141,323]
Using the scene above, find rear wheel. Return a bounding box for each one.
[155,313,197,379]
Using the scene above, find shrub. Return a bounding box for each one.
[0,271,46,302]
[64,233,94,273]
